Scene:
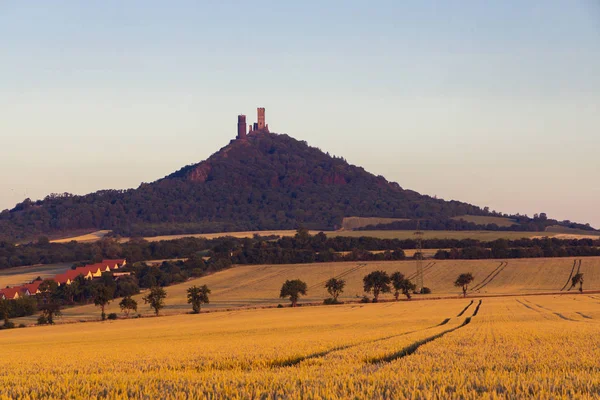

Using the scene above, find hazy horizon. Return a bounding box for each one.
[1,1,599,228]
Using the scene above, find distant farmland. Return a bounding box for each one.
[49,228,599,245]
[13,256,600,324]
[451,215,518,227]
[340,216,409,230]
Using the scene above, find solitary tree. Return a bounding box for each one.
[363,270,391,302]
[143,286,167,316]
[119,296,138,317]
[279,279,307,307]
[93,283,114,321]
[454,273,475,297]
[571,273,584,293]
[324,278,345,303]
[37,279,62,324]
[187,285,211,313]
[391,272,416,300]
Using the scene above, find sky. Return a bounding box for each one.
[1,1,599,228]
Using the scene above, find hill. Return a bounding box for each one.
[0,130,595,242]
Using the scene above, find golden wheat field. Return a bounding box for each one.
[10,257,600,324]
[1,295,600,398]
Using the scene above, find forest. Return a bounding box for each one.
[4,133,584,242]
[1,230,599,271]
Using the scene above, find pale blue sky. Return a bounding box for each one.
[1,1,599,227]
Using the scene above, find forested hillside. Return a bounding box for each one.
[0,132,594,242]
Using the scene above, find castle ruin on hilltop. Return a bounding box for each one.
[237,107,269,140]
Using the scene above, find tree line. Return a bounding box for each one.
[2,231,599,270]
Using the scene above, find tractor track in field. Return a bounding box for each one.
[516,299,539,312]
[567,259,583,292]
[368,300,482,364]
[471,262,508,292]
[214,268,289,296]
[407,262,436,281]
[523,299,578,321]
[457,300,474,317]
[561,259,579,291]
[271,302,474,368]
[516,299,556,321]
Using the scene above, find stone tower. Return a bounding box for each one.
[237,115,247,140]
[257,107,265,130]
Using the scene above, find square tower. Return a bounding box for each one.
[257,107,265,130]
[237,115,247,139]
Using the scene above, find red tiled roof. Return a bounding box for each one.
[102,259,125,265]
[101,259,126,269]
[0,287,21,299]
[66,269,84,279]
[53,273,70,284]
[22,281,42,294]
[74,264,100,276]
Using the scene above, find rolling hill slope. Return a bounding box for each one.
[1,131,595,242]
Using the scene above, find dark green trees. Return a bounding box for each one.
[571,273,584,293]
[391,272,416,300]
[93,283,115,321]
[454,273,475,297]
[37,280,62,324]
[143,286,167,315]
[119,296,138,317]
[187,285,211,313]
[279,280,307,307]
[363,271,391,302]
[324,278,346,304]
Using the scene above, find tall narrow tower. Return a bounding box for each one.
[257,107,265,130]
[237,115,247,139]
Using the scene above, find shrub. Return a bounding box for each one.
[190,268,204,277]
[277,304,284,308]
[18,324,26,328]
[107,313,118,320]
[0,321,15,330]
[37,315,48,325]
[323,298,343,305]
[360,295,371,303]
[420,287,432,294]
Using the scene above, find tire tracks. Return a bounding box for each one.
[576,312,592,319]
[457,300,474,317]
[407,262,436,281]
[523,299,578,321]
[367,301,482,364]
[270,302,473,368]
[471,262,508,292]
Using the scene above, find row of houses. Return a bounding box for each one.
[0,259,127,300]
